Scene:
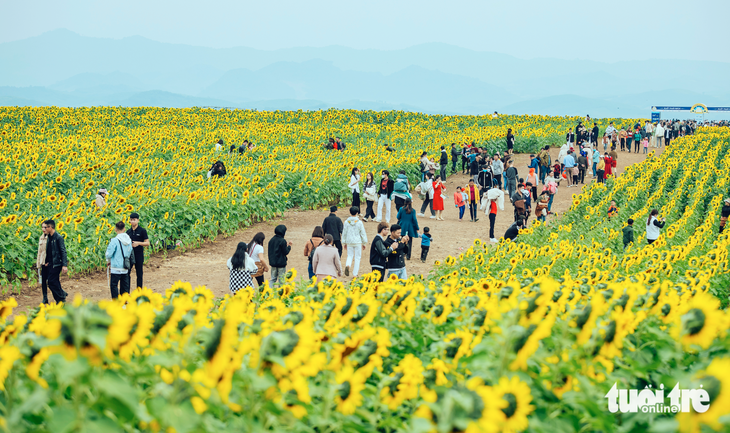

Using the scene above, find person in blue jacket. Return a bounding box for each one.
[396,198,420,260]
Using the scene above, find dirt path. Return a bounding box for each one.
[6,147,661,313]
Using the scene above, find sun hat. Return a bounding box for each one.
[99,188,108,194]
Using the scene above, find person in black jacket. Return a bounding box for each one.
[591,123,600,146]
[477,165,494,196]
[370,222,394,282]
[41,219,68,303]
[376,170,395,224]
[450,143,460,174]
[322,206,344,256]
[470,155,481,185]
[267,225,292,288]
[504,218,525,242]
[566,128,575,145]
[439,146,449,180]
[720,198,730,234]
[383,224,410,280]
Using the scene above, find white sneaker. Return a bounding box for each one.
[430,216,436,219]
[374,218,381,223]
[417,213,425,216]
[490,238,498,243]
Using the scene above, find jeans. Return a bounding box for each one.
[539,165,548,184]
[42,265,66,303]
[270,266,286,288]
[307,261,315,279]
[345,243,362,277]
[129,250,144,289]
[458,205,465,219]
[376,194,391,222]
[110,272,130,299]
[420,197,434,216]
[579,168,586,184]
[365,200,376,220]
[386,267,407,280]
[597,170,605,184]
[489,213,496,239]
[440,166,447,181]
[420,246,430,261]
[452,158,457,172]
[503,174,508,189]
[538,215,546,222]
[634,141,640,153]
[643,146,648,154]
[493,174,502,189]
[592,162,597,177]
[469,201,478,221]
[547,194,555,212]
[372,267,385,282]
[507,179,516,199]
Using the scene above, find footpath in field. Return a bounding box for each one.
[8,149,660,311]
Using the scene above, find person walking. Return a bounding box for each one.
[268,225,292,288]
[303,226,325,279]
[526,168,538,200]
[504,160,518,197]
[392,170,412,212]
[487,188,499,242]
[342,206,368,277]
[592,148,600,178]
[375,170,394,223]
[369,222,394,282]
[349,168,361,211]
[563,150,576,187]
[418,173,435,218]
[465,179,480,222]
[41,219,68,303]
[537,146,551,185]
[596,156,606,184]
[227,242,258,294]
[622,219,635,250]
[565,128,575,145]
[312,234,342,280]
[248,232,269,288]
[126,212,149,290]
[646,209,666,244]
[384,224,409,280]
[362,172,377,222]
[450,143,460,174]
[633,129,641,153]
[105,221,133,299]
[491,154,504,190]
[420,227,432,262]
[36,222,50,304]
[655,123,665,148]
[619,128,627,151]
[591,123,599,146]
[535,195,549,223]
[396,198,420,260]
[439,146,448,180]
[470,154,481,185]
[477,165,494,197]
[719,198,730,234]
[322,206,344,257]
[432,175,445,220]
[577,151,588,184]
[454,186,466,221]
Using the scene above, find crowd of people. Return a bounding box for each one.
[35,119,730,302]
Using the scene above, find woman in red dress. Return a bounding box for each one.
[432,175,445,220]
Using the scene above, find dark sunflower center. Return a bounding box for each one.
[136,295,151,305]
[696,376,721,403]
[683,308,706,335]
[352,340,378,369]
[445,338,463,359]
[351,304,369,323]
[575,304,593,329]
[204,319,224,361]
[338,381,352,400]
[513,324,537,353]
[661,304,671,316]
[502,393,518,418]
[433,305,445,318]
[604,320,616,344]
[387,372,404,397]
[340,298,353,315]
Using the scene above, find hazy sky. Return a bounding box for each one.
[2,0,729,62]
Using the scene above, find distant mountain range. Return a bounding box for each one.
[1,29,729,117]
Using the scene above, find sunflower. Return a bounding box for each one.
[379,354,424,410]
[335,365,366,415]
[0,345,22,390]
[672,291,725,350]
[492,376,535,433]
[677,357,730,433]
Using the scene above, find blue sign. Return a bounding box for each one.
[653,106,691,111]
[652,105,730,112]
[651,112,661,123]
[709,107,730,111]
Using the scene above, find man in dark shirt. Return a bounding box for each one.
[126,212,149,289]
[383,224,409,280]
[322,206,344,257]
[43,219,68,303]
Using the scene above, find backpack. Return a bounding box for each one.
[118,239,136,270]
[308,239,323,263]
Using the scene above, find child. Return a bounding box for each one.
[420,227,432,263]
[607,200,618,220]
[267,225,292,288]
[522,184,532,225]
[622,218,634,250]
[454,187,466,221]
[642,137,649,154]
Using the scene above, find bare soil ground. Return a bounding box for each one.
[4,146,662,314]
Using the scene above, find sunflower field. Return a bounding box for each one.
[0,107,635,289]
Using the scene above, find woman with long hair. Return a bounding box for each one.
[227,242,258,294]
[247,232,269,287]
[303,226,325,279]
[349,167,361,210]
[396,198,419,260]
[646,209,666,244]
[362,172,377,222]
[312,234,342,280]
[432,175,445,220]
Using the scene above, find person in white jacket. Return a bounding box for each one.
[341,206,368,277]
[105,221,133,299]
[655,123,664,148]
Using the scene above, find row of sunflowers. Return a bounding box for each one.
[0,123,728,432]
[0,107,638,288]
